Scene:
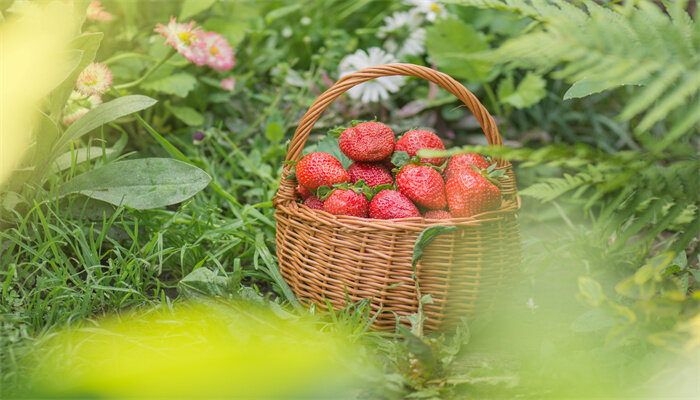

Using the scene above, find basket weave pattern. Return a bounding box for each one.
[273,64,521,332]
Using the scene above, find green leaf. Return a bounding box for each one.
[316,185,333,200]
[316,135,352,169]
[58,158,211,210]
[141,73,198,97]
[265,122,284,142]
[563,76,646,100]
[53,146,117,172]
[425,17,491,82]
[179,0,217,20]
[30,111,60,167]
[499,72,546,108]
[570,309,616,332]
[167,105,204,126]
[578,276,605,306]
[49,32,103,119]
[178,267,231,298]
[412,225,457,268]
[391,151,411,169]
[51,95,157,159]
[398,325,438,374]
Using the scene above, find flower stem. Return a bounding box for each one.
[102,52,189,67]
[113,49,176,90]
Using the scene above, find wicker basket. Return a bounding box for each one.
[273,63,521,332]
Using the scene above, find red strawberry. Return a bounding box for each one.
[443,153,490,183]
[445,172,501,218]
[296,152,350,190]
[303,195,325,210]
[396,164,447,210]
[339,122,395,162]
[395,130,446,166]
[369,190,420,219]
[347,162,394,188]
[297,185,313,200]
[424,210,452,220]
[323,189,369,217]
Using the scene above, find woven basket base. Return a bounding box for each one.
[276,203,521,332]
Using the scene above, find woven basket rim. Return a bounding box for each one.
[278,197,519,231]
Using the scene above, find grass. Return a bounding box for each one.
[1,84,697,400]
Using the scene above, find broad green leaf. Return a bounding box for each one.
[58,158,211,210]
[398,325,437,374]
[425,17,491,82]
[51,95,157,159]
[578,276,605,306]
[412,225,457,268]
[53,146,117,172]
[265,122,284,142]
[49,32,103,119]
[499,72,546,108]
[615,276,654,300]
[30,111,60,167]
[605,323,635,348]
[570,309,616,332]
[1,191,24,214]
[391,151,411,169]
[179,0,217,20]
[141,73,198,97]
[563,76,645,100]
[168,105,204,126]
[316,135,352,169]
[178,267,231,298]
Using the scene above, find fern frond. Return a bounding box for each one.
[452,0,700,146]
[519,172,596,202]
[444,0,540,19]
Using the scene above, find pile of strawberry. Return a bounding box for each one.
[293,121,505,220]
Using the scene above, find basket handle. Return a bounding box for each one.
[275,63,507,206]
[285,63,503,163]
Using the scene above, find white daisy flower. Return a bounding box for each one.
[338,47,405,104]
[379,10,426,58]
[403,0,449,22]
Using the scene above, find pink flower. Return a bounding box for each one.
[86,1,113,22]
[75,62,113,96]
[154,17,206,66]
[198,32,234,72]
[62,91,102,125]
[220,77,235,91]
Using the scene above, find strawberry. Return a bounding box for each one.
[303,195,325,210]
[323,189,369,217]
[339,121,395,162]
[443,153,490,183]
[297,184,313,200]
[424,210,452,220]
[369,190,420,219]
[396,164,447,210]
[347,162,394,188]
[445,172,501,218]
[296,152,350,190]
[395,130,446,166]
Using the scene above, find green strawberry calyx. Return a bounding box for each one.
[327,118,378,137]
[391,151,444,174]
[317,180,376,201]
[471,163,506,185]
